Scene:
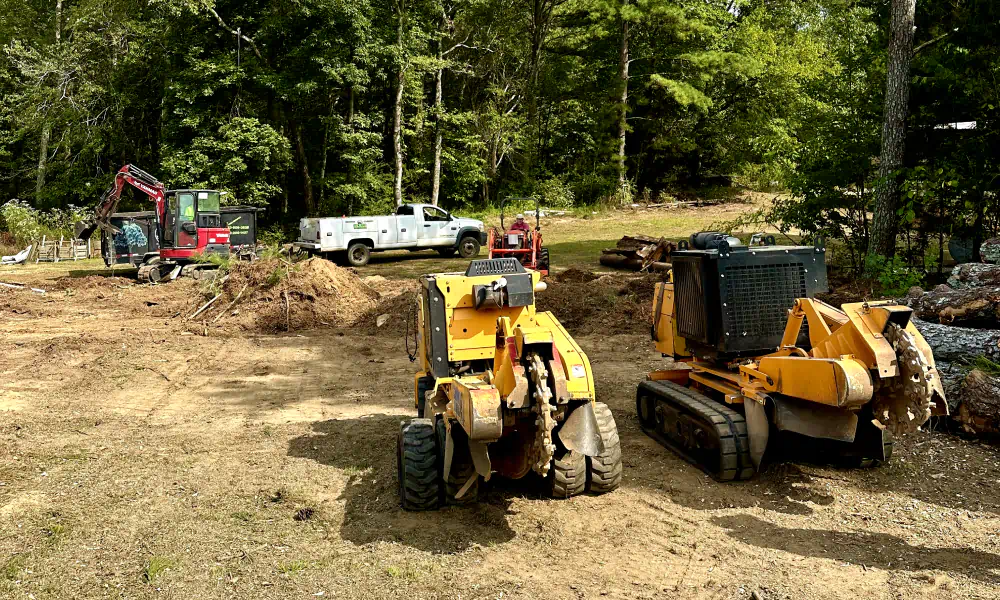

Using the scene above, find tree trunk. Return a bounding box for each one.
[430,14,444,207]
[319,96,335,206]
[393,0,406,207]
[55,0,62,43]
[868,0,917,262]
[616,15,629,195]
[36,124,50,198]
[292,119,315,215]
[957,370,1000,436]
[346,84,356,215]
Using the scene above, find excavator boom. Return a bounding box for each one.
[75,165,166,240]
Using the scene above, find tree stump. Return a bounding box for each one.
[957,369,1000,436]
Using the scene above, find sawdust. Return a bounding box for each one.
[206,257,380,333]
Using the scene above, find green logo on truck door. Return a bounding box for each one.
[353,222,368,230]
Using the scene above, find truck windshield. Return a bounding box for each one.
[197,191,221,213]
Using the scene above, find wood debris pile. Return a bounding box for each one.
[599,235,675,272]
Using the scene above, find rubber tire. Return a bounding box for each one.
[416,376,434,418]
[346,242,371,267]
[588,402,623,494]
[436,248,457,257]
[436,418,479,505]
[550,449,586,498]
[457,235,481,259]
[397,419,441,511]
[537,247,550,272]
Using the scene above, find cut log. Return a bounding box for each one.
[911,319,1000,412]
[599,254,671,272]
[957,369,1000,436]
[905,285,1000,327]
[946,263,1000,289]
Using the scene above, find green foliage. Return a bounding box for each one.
[863,254,926,297]
[0,200,89,245]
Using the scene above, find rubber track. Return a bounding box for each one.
[636,380,754,482]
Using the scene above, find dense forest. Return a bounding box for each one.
[0,0,998,267]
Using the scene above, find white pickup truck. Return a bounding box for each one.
[294,203,487,266]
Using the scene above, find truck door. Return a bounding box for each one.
[176,192,197,248]
[396,205,418,246]
[419,205,451,246]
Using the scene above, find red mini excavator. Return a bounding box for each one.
[76,165,231,283]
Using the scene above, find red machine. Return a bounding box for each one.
[486,196,549,274]
[76,165,231,283]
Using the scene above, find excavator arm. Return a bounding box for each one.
[75,165,166,240]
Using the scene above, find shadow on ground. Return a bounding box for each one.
[288,414,516,554]
[713,514,1000,583]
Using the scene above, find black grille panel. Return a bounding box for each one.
[673,258,710,343]
[671,245,827,357]
[465,258,525,277]
[721,263,807,342]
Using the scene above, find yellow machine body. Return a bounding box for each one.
[413,261,604,482]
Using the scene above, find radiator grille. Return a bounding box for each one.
[465,258,525,276]
[722,262,806,342]
[674,259,709,342]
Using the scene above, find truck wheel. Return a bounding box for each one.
[346,242,371,267]
[550,449,586,498]
[436,248,457,257]
[397,418,441,511]
[458,235,481,259]
[587,402,622,494]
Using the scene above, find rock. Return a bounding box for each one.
[907,286,924,298]
[981,238,1000,264]
[376,314,391,327]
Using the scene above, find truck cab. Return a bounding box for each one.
[161,189,230,259]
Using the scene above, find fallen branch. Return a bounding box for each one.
[0,281,46,294]
[212,282,250,323]
[189,293,221,320]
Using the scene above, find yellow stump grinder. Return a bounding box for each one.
[639,232,948,480]
[399,258,622,510]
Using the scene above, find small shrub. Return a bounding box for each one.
[864,254,925,297]
[537,175,576,208]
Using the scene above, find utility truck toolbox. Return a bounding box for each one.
[294,203,486,266]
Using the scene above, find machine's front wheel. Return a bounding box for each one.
[587,402,622,494]
[397,419,441,511]
[550,449,586,498]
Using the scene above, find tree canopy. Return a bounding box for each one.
[1,0,997,264]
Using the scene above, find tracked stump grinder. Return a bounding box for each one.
[639,233,948,480]
[399,258,622,510]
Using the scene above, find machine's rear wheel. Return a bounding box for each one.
[397,419,441,511]
[550,449,586,498]
[587,402,622,494]
[537,247,550,272]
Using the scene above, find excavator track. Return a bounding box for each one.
[636,380,754,482]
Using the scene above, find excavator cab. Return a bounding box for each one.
[163,190,224,251]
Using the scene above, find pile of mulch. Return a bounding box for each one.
[537,271,659,335]
[201,257,380,333]
[52,275,135,291]
[554,268,600,283]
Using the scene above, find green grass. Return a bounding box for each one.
[361,206,732,278]
[143,556,176,583]
[277,560,308,575]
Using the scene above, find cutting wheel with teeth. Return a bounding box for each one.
[873,323,938,436]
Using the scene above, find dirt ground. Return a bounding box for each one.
[2,253,1000,599]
